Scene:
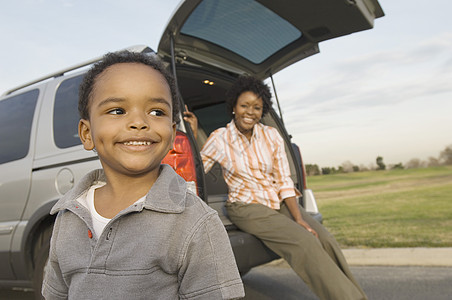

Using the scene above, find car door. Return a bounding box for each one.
[158,0,384,79]
[156,0,383,203]
[0,88,41,280]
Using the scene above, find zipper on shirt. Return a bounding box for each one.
[106,227,112,240]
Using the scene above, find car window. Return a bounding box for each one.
[180,0,301,64]
[53,75,83,148]
[0,89,39,164]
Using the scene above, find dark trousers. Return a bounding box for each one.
[226,201,367,300]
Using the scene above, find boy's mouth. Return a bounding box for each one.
[122,141,154,146]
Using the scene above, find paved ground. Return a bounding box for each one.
[343,247,452,266]
[2,247,451,299]
[267,247,452,268]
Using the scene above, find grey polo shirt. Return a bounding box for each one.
[42,165,244,299]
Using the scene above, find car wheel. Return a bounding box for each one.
[32,225,52,300]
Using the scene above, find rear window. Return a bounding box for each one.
[180,0,302,64]
[53,75,83,148]
[0,90,39,164]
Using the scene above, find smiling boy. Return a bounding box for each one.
[42,51,244,299]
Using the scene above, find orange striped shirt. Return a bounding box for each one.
[201,121,297,210]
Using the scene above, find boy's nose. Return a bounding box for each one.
[128,113,149,130]
[130,124,148,130]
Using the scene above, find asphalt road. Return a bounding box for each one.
[1,264,452,299]
[242,263,452,300]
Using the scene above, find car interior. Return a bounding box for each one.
[175,65,301,226]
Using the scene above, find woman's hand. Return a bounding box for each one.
[295,219,319,238]
[183,105,198,140]
[284,197,319,238]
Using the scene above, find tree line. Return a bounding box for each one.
[305,144,452,176]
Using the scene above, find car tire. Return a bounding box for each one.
[32,225,52,300]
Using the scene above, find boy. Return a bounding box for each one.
[42,51,244,299]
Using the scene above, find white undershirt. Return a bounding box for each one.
[86,183,109,239]
[84,182,145,239]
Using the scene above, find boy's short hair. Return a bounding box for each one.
[79,50,181,124]
[226,75,273,118]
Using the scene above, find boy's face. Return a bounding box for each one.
[78,63,176,178]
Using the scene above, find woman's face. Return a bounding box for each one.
[233,91,263,140]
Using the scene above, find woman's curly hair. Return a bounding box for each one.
[78,50,181,124]
[226,75,273,118]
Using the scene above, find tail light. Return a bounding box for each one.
[162,131,198,195]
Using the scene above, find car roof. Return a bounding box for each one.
[158,0,384,79]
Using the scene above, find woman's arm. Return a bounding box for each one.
[267,128,318,237]
[284,196,318,238]
[183,106,224,174]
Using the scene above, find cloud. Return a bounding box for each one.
[270,30,452,148]
[279,32,452,120]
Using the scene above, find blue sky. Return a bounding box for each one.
[1,0,451,167]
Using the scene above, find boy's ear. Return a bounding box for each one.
[169,122,177,150]
[78,119,95,151]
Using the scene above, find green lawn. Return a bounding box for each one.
[308,166,452,248]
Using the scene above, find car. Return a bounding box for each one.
[0,0,383,297]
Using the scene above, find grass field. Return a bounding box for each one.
[307,166,452,248]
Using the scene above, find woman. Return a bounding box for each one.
[184,76,367,300]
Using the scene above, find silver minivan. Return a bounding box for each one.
[0,0,383,296]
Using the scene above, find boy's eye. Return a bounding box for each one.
[150,109,165,117]
[108,108,125,115]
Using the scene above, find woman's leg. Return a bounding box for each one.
[279,202,367,298]
[226,201,366,300]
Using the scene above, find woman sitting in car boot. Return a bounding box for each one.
[184,75,367,300]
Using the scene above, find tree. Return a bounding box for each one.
[341,161,354,173]
[359,164,370,172]
[376,156,386,170]
[406,158,426,169]
[305,164,321,176]
[439,145,452,165]
[427,156,441,167]
[321,167,331,175]
[391,163,404,170]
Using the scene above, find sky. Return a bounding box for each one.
[1,0,451,168]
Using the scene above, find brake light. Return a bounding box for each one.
[162,131,198,195]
